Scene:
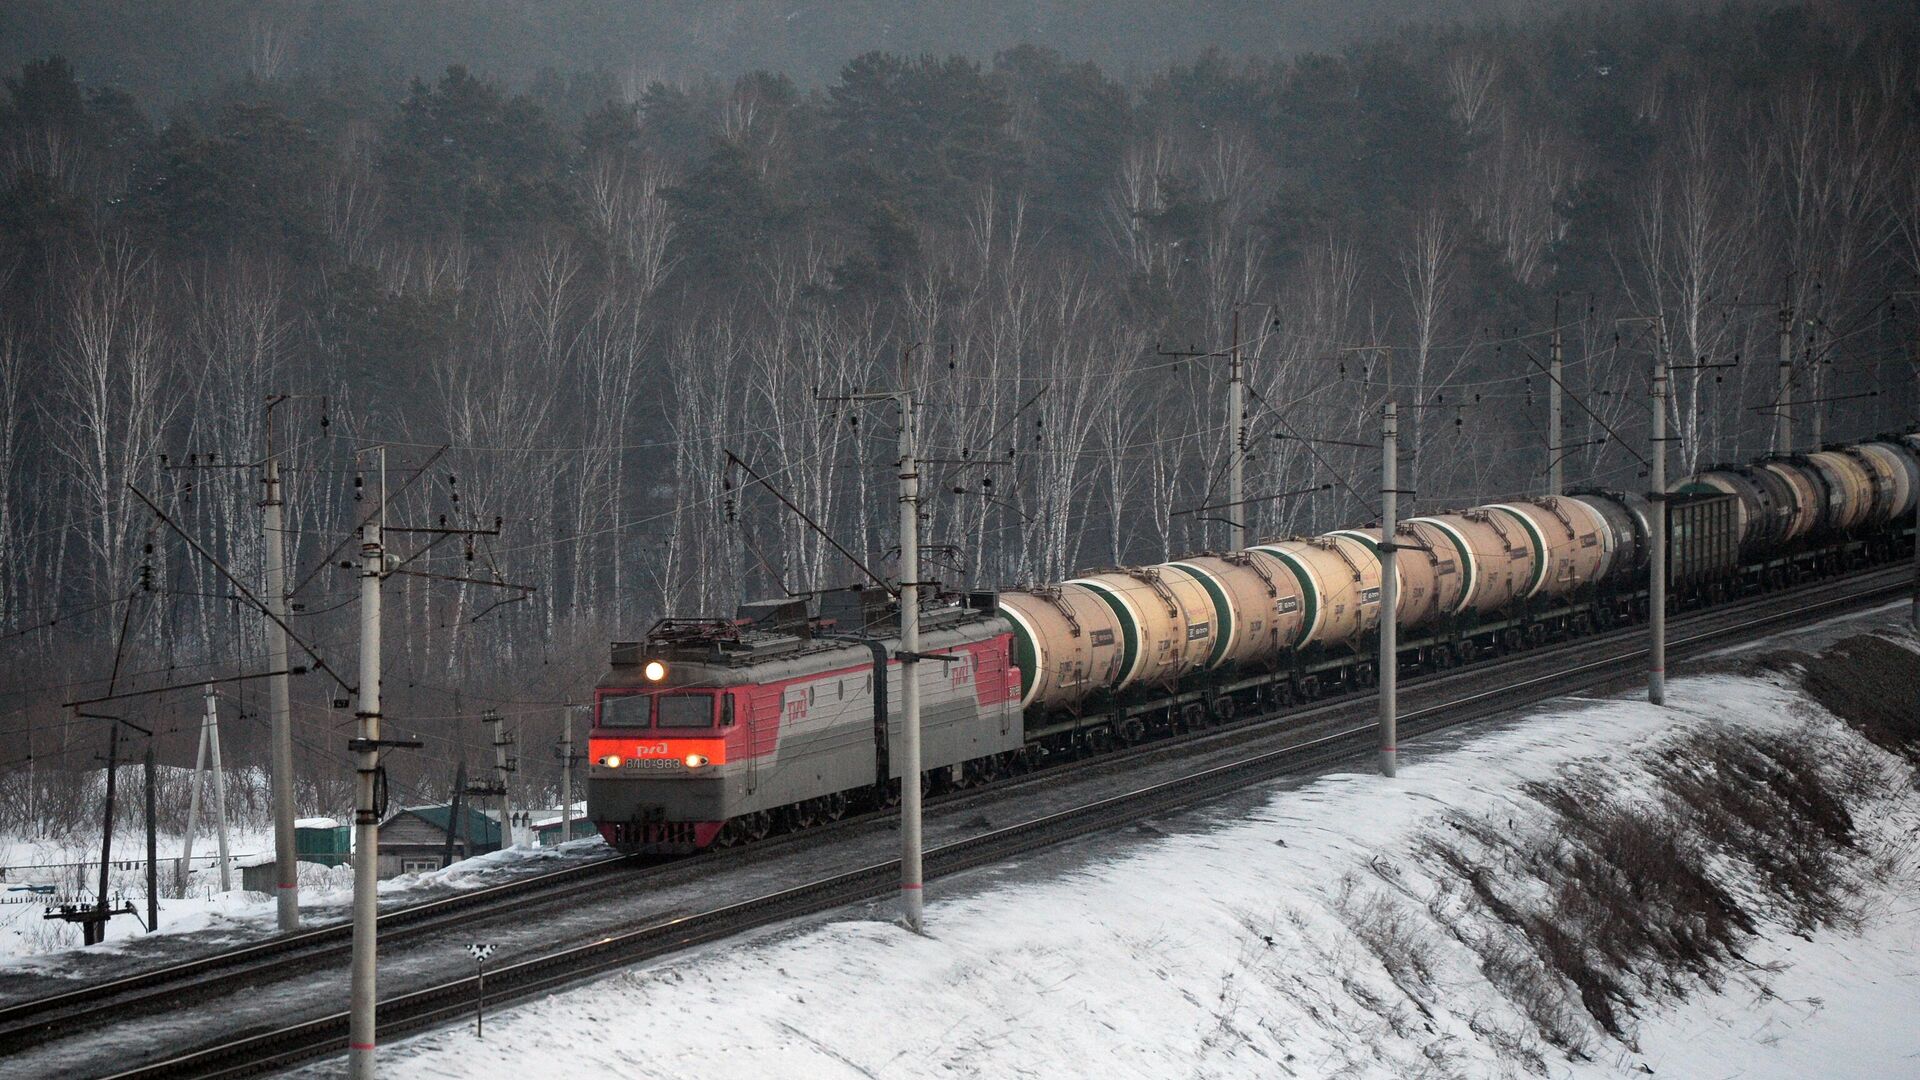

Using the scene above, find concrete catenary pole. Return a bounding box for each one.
[1776,302,1794,453]
[349,446,385,1080]
[488,709,514,848]
[262,403,301,929]
[1650,333,1669,707]
[1228,307,1247,551]
[1379,399,1399,778]
[91,718,118,946]
[207,695,232,892]
[897,347,925,932]
[144,743,157,931]
[1549,303,1565,496]
[1808,322,1826,449]
[177,687,214,895]
[559,709,575,847]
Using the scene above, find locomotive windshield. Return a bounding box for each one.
[655,692,714,728]
[598,693,651,728]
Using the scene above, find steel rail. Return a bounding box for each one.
[0,852,635,1038]
[99,569,1908,1080]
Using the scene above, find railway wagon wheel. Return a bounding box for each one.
[1298,675,1322,702]
[745,812,772,843]
[1212,695,1238,724]
[1180,703,1207,732]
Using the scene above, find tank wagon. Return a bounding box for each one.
[591,431,1919,853]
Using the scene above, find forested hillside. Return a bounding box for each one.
[2,3,1916,823]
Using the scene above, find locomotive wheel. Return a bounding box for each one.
[714,819,744,847]
[792,801,819,829]
[1009,749,1032,776]
[825,793,849,821]
[745,812,772,842]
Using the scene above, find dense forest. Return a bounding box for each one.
[2,2,1917,828]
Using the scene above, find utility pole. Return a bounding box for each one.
[1776,300,1794,453]
[178,686,233,893]
[178,688,212,895]
[1650,327,1669,707]
[897,346,925,932]
[1228,307,1247,550]
[487,709,515,849]
[349,445,385,1080]
[1157,305,1264,551]
[208,689,231,891]
[1379,400,1399,778]
[442,755,466,868]
[1548,303,1565,495]
[1807,322,1825,449]
[143,742,157,931]
[91,719,118,947]
[558,709,576,847]
[262,396,300,930]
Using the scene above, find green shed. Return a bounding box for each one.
[295,817,351,867]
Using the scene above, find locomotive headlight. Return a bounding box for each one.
[643,660,667,682]
[599,754,623,769]
[683,753,709,768]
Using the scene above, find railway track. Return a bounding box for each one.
[9,565,1907,1078]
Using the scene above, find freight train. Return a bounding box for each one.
[589,432,1920,853]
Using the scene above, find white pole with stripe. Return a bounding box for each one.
[1380,400,1399,777]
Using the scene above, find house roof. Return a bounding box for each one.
[383,804,501,845]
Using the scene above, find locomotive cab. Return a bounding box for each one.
[590,660,741,853]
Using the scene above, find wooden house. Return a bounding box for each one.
[374,804,501,877]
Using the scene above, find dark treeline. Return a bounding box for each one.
[2,3,1917,828]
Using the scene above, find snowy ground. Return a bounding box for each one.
[363,608,1920,1080]
[0,826,606,966]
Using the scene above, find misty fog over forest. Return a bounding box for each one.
[2,1,1917,826]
